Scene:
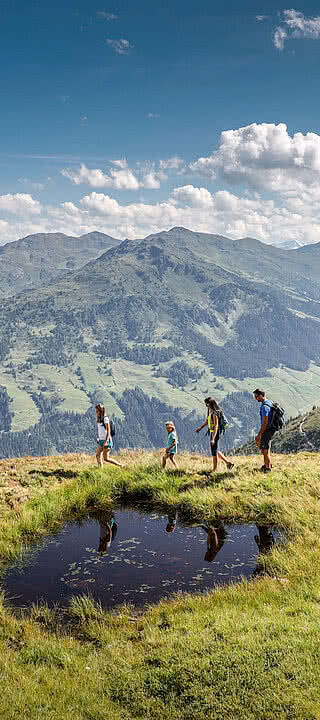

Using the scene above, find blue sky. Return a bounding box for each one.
[1,0,320,246]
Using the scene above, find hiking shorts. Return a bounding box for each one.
[98,439,113,450]
[210,431,220,457]
[260,428,276,450]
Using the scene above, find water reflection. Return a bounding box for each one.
[3,509,282,611]
[254,525,275,554]
[97,511,118,553]
[202,524,226,563]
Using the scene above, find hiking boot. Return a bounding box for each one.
[227,462,234,471]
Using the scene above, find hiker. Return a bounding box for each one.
[253,389,275,472]
[201,523,225,562]
[162,421,178,470]
[97,511,118,553]
[95,403,122,468]
[254,525,275,554]
[196,397,234,473]
[165,510,177,533]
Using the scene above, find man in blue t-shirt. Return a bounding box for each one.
[253,388,275,472]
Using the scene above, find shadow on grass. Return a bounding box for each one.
[28,469,78,480]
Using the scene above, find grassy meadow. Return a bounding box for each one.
[0,449,320,719]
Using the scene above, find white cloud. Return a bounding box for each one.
[190,122,320,195]
[159,156,184,170]
[2,178,320,249]
[4,123,320,248]
[0,193,41,215]
[147,112,160,119]
[97,11,118,20]
[273,27,288,50]
[273,9,320,50]
[106,38,133,54]
[171,185,214,209]
[61,161,168,191]
[142,171,167,189]
[111,158,128,169]
[283,8,320,38]
[61,162,140,190]
[256,15,269,21]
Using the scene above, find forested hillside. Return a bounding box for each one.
[0,388,257,458]
[1,227,320,458]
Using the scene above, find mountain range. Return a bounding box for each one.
[1,226,320,457]
[0,231,119,297]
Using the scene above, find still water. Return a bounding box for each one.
[4,509,279,610]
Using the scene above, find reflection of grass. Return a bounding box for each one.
[0,450,320,717]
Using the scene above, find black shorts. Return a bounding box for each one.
[210,431,220,457]
[260,428,276,450]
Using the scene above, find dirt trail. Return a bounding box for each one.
[299,416,315,451]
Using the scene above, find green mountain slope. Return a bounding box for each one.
[1,226,320,457]
[0,230,119,296]
[236,405,320,454]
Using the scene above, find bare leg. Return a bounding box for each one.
[96,445,103,468]
[263,448,272,470]
[169,454,178,469]
[162,454,167,469]
[218,451,229,465]
[212,456,218,472]
[218,451,234,470]
[103,448,123,467]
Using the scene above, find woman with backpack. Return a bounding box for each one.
[95,403,123,468]
[196,397,234,473]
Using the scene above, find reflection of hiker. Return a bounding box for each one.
[98,512,118,553]
[95,403,122,468]
[162,421,178,470]
[254,525,275,554]
[166,511,177,533]
[196,397,234,473]
[202,523,225,562]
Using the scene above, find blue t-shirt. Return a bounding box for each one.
[167,431,177,454]
[260,400,273,428]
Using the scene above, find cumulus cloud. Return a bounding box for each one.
[61,162,140,190]
[4,123,320,248]
[0,193,41,215]
[50,185,319,247]
[142,170,167,189]
[61,161,168,191]
[106,38,133,54]
[273,9,320,50]
[2,178,320,248]
[171,185,214,209]
[160,156,184,170]
[190,122,320,195]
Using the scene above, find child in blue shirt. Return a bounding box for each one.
[162,421,178,470]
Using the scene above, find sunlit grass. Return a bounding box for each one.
[0,450,320,718]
